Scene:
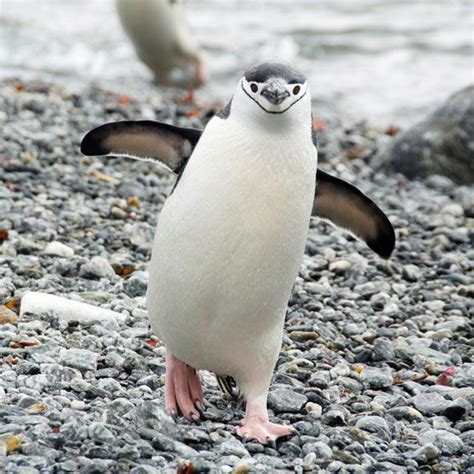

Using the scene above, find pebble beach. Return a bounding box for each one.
[0,78,473,473]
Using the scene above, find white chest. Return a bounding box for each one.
[147,116,317,375]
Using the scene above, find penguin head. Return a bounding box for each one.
[231,62,310,126]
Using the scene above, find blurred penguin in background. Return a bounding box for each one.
[116,0,206,87]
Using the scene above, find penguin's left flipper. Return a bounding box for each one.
[313,169,395,258]
[81,120,203,172]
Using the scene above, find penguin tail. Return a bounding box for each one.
[216,375,241,402]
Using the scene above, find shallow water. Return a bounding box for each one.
[1,0,472,126]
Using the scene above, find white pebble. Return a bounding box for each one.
[305,402,322,418]
[70,400,87,410]
[43,241,75,257]
[20,292,126,327]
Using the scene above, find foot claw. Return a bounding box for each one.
[242,436,250,444]
[190,413,201,425]
[195,402,205,417]
[267,438,277,449]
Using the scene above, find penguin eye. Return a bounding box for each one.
[293,85,301,95]
[250,83,258,93]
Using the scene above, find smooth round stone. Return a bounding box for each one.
[443,398,472,422]
[413,443,440,462]
[88,422,115,443]
[217,438,249,458]
[309,372,330,389]
[124,271,149,297]
[402,264,421,282]
[44,241,74,257]
[304,402,322,418]
[0,305,17,324]
[370,292,391,309]
[117,181,147,199]
[387,406,423,422]
[109,206,127,219]
[452,365,474,388]
[356,416,389,433]
[330,363,350,377]
[268,388,308,413]
[342,323,362,336]
[413,392,447,414]
[277,441,301,457]
[55,460,80,472]
[302,441,332,460]
[441,204,464,217]
[79,256,116,280]
[289,330,319,341]
[70,400,87,410]
[59,348,98,372]
[372,339,395,362]
[329,260,351,272]
[418,429,464,455]
[360,367,393,389]
[303,452,316,470]
[353,282,378,297]
[322,408,346,426]
[338,376,362,393]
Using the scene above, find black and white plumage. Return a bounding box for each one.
[81,62,395,443]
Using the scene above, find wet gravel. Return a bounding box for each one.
[0,79,473,473]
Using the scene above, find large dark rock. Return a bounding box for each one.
[374,86,473,184]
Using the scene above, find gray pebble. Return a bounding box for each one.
[413,442,440,462]
[79,256,116,280]
[413,392,447,414]
[302,441,332,461]
[124,271,149,297]
[88,422,115,443]
[443,398,472,422]
[402,264,421,281]
[418,429,464,455]
[268,388,308,413]
[218,438,249,457]
[360,367,393,389]
[60,348,98,372]
[356,416,389,434]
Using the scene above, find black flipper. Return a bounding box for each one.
[313,169,395,258]
[81,120,203,172]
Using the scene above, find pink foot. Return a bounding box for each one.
[236,397,294,444]
[195,57,207,86]
[165,351,204,421]
[237,414,294,444]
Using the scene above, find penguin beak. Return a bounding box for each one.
[261,81,290,105]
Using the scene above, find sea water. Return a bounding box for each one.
[1,0,472,126]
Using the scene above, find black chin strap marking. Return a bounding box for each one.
[241,81,307,115]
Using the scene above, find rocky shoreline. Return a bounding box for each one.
[0,79,473,473]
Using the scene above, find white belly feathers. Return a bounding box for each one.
[146,117,317,381]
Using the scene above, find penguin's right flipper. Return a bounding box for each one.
[313,169,395,258]
[81,120,203,173]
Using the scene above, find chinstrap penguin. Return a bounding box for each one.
[81,62,395,444]
[116,0,206,86]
